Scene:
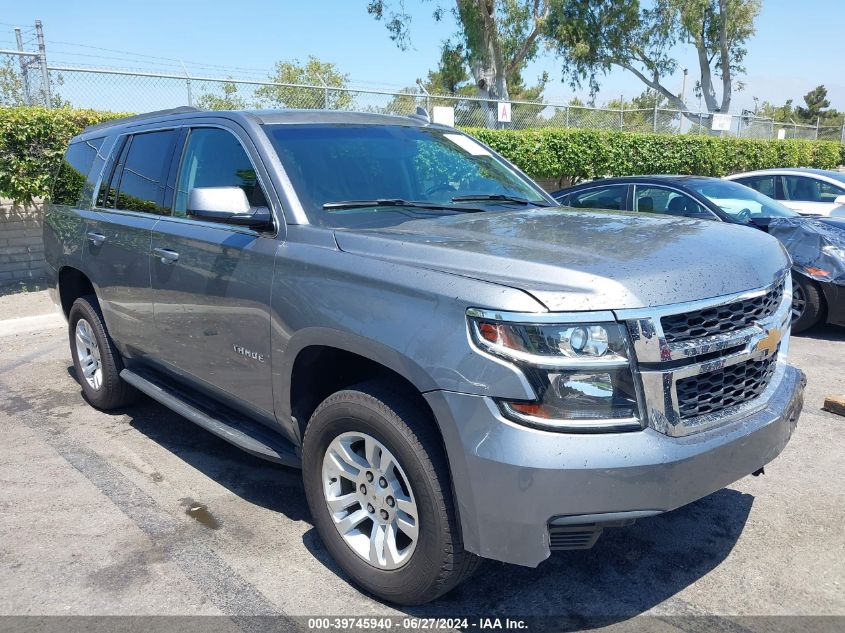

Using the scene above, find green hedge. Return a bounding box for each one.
[0,107,125,205]
[0,107,842,206]
[466,127,844,183]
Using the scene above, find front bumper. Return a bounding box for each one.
[425,363,805,567]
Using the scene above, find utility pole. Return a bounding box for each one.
[35,20,51,108]
[619,94,624,130]
[14,27,33,105]
[679,68,688,133]
[180,60,192,106]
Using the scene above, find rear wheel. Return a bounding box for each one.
[302,382,480,605]
[68,295,138,410]
[791,274,824,334]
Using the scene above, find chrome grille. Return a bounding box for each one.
[619,274,791,436]
[676,354,778,419]
[661,282,784,344]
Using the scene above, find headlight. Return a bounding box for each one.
[468,312,642,432]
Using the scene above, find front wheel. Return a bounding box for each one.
[791,274,825,334]
[302,382,480,605]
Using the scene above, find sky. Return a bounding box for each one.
[2,0,843,113]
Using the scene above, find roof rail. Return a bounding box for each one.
[82,106,203,134]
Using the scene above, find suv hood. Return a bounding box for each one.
[334,208,790,311]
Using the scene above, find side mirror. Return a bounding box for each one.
[834,194,845,206]
[187,187,273,230]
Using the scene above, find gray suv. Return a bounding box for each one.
[44,107,805,605]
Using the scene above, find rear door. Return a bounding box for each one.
[734,175,778,199]
[83,128,180,355]
[149,123,280,420]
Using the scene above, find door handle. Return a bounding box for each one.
[152,247,180,264]
[87,232,106,246]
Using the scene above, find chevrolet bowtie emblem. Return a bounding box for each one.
[754,327,782,356]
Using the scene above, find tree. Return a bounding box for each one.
[795,85,842,125]
[546,0,761,117]
[424,41,469,94]
[756,86,843,127]
[757,99,795,122]
[0,57,25,106]
[255,56,352,109]
[367,1,553,124]
[196,80,249,110]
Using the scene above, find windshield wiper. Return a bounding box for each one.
[451,194,551,207]
[323,198,485,213]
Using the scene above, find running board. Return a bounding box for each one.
[120,368,301,467]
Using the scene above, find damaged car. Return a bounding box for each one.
[553,175,845,332]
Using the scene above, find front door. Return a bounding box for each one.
[150,125,279,419]
[781,175,845,216]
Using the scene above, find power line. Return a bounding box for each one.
[49,38,276,74]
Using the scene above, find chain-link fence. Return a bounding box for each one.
[3,53,844,142]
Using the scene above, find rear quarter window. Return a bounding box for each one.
[51,138,105,206]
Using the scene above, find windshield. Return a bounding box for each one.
[690,179,798,221]
[265,124,551,228]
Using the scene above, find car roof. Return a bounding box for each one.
[554,175,719,193]
[74,107,444,142]
[728,167,845,180]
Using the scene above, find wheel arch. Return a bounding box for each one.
[57,266,98,317]
[280,328,440,442]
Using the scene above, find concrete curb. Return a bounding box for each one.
[0,312,65,338]
[822,395,845,417]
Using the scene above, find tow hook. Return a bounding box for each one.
[752,467,765,477]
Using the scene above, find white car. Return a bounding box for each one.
[725,168,845,217]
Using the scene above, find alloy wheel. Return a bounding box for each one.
[321,431,419,570]
[792,284,806,322]
[75,318,102,390]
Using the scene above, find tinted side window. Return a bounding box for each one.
[567,185,626,210]
[113,130,178,214]
[175,128,267,217]
[736,176,776,198]
[634,185,715,220]
[783,175,845,203]
[52,138,105,206]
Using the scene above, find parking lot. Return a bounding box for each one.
[0,291,843,625]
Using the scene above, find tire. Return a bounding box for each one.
[302,381,481,605]
[68,295,138,410]
[791,274,824,334]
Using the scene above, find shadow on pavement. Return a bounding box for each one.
[91,378,311,522]
[794,324,845,342]
[67,365,754,623]
[303,488,753,623]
